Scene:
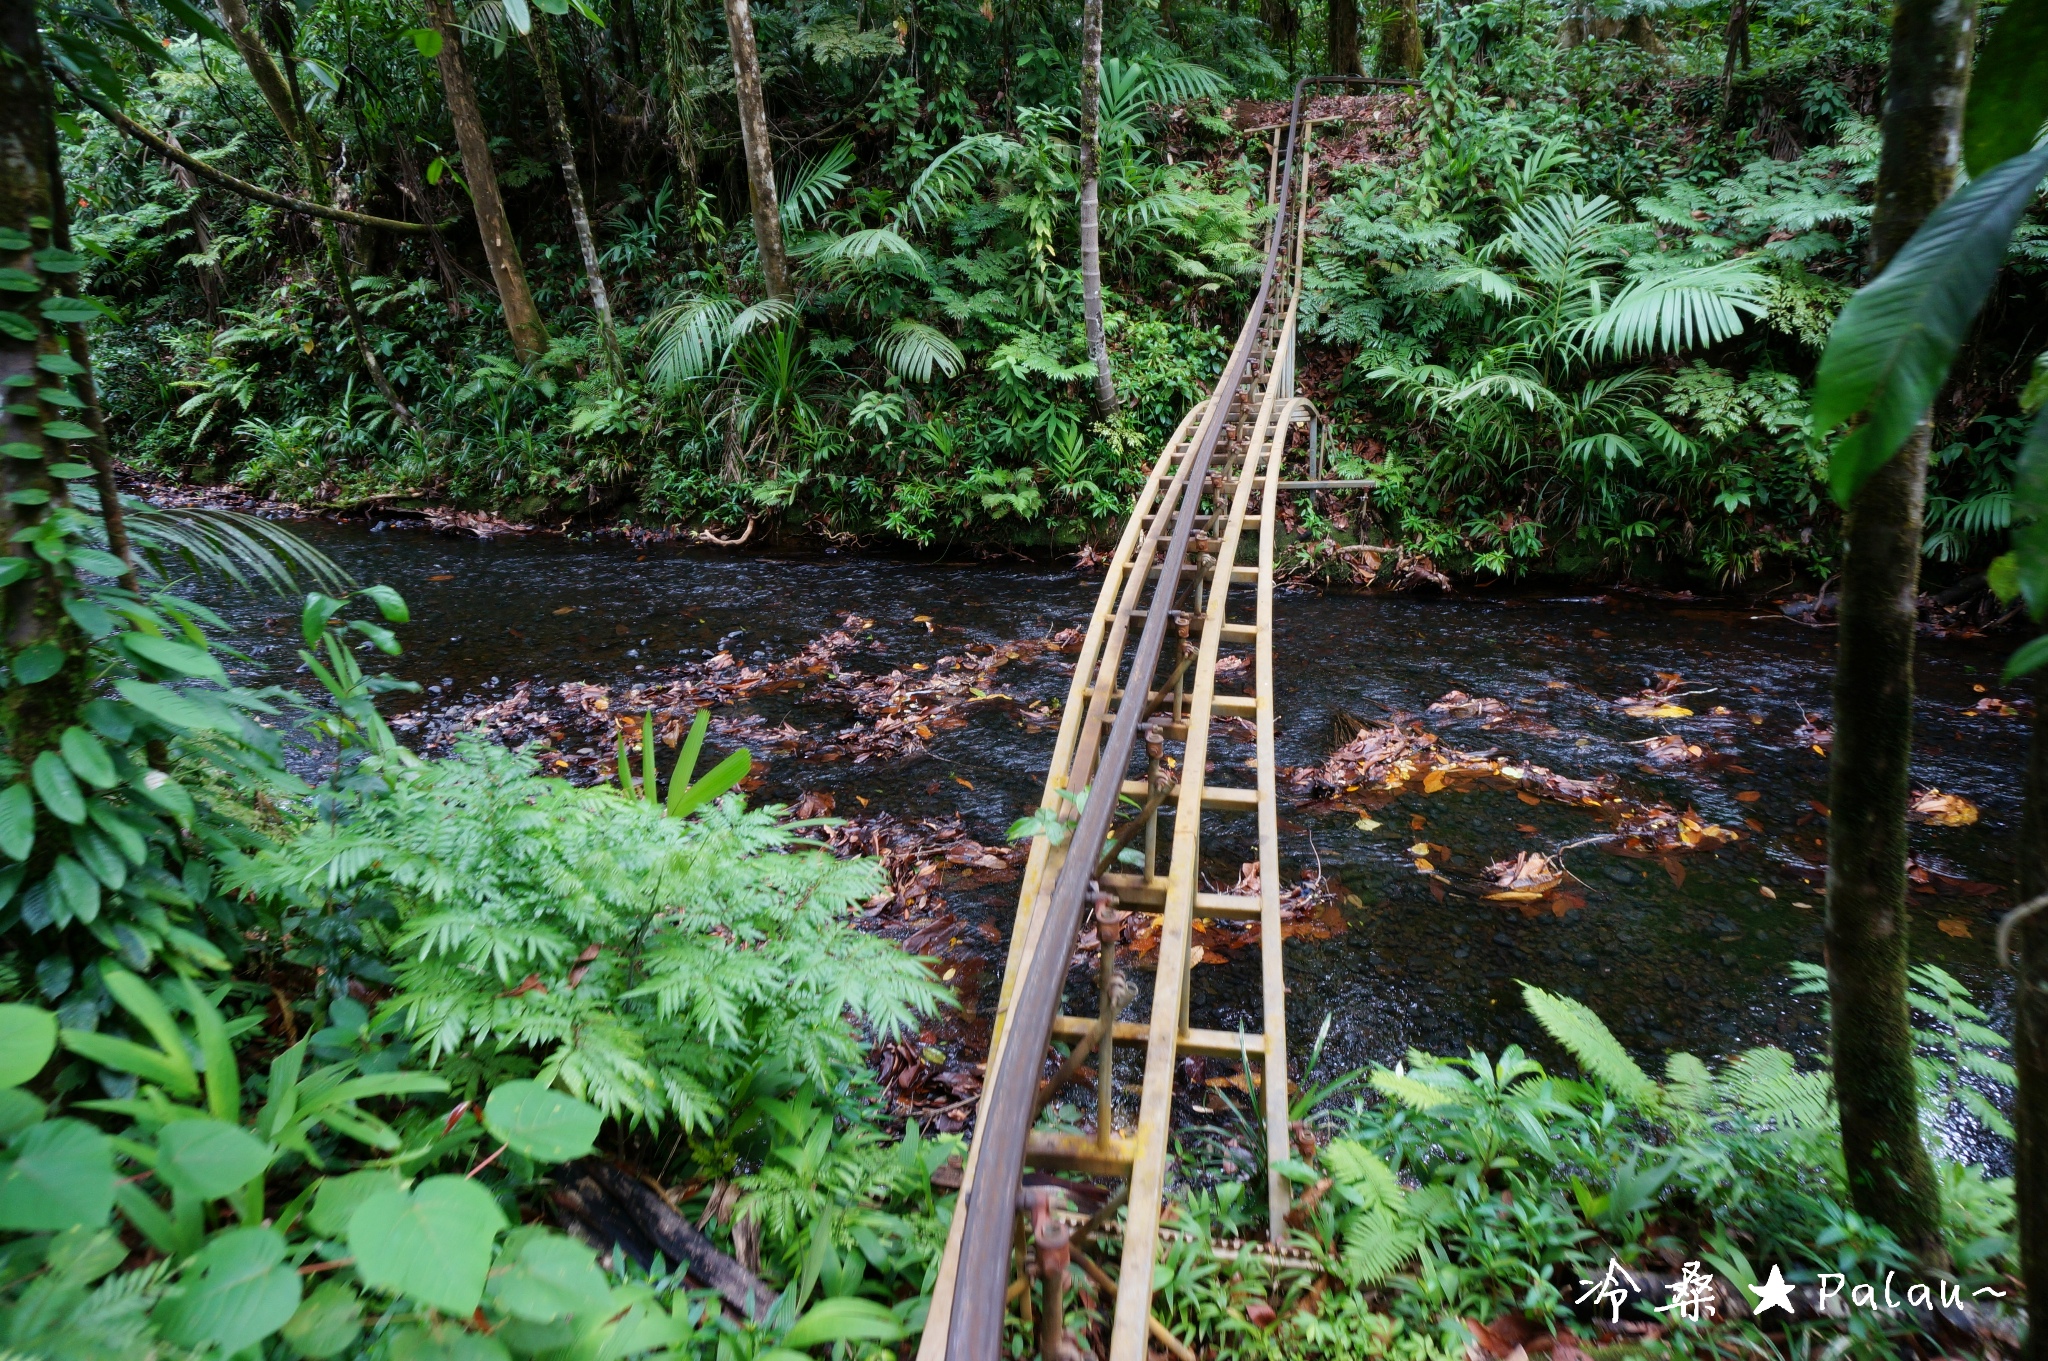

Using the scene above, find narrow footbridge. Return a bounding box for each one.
[919,77,1393,1361]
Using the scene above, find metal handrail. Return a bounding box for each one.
[940,73,1414,1361]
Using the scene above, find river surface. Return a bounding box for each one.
[204,519,2032,1168]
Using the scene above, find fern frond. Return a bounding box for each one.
[893,133,1022,235]
[1370,1066,1453,1111]
[1339,1206,1421,1287]
[1719,1046,1834,1130]
[1321,1138,1404,1212]
[1521,984,1659,1111]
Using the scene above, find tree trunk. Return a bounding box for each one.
[1377,0,1422,76]
[0,2,91,750]
[392,139,471,319]
[213,0,418,421]
[425,0,551,361]
[1260,0,1300,59]
[721,0,789,300]
[2017,691,2047,1361]
[1824,0,1976,1270]
[527,13,619,364]
[1328,0,1361,75]
[1721,0,1750,90]
[162,128,225,321]
[1077,0,1116,418]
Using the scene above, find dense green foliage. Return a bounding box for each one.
[52,0,2045,582]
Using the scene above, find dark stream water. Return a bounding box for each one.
[205,520,2033,1167]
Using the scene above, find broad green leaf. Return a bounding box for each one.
[1965,0,2048,176]
[182,977,241,1122]
[0,1088,46,1138]
[484,1228,610,1323]
[61,1030,198,1095]
[2004,633,2048,679]
[0,1118,114,1230]
[406,27,444,57]
[116,679,235,733]
[357,583,410,623]
[131,768,196,821]
[0,1004,57,1086]
[307,1169,408,1239]
[32,751,85,825]
[349,1175,507,1316]
[157,1119,271,1200]
[502,0,532,32]
[0,783,33,860]
[59,726,115,790]
[2015,404,2048,619]
[301,593,347,644]
[12,642,64,684]
[154,1226,302,1356]
[284,1281,364,1359]
[482,1081,601,1162]
[387,1325,512,1360]
[0,558,33,587]
[667,747,751,819]
[1816,143,2048,505]
[780,1296,905,1350]
[121,632,227,682]
[51,856,99,924]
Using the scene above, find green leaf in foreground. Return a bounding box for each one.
[154,1226,302,1356]
[0,1118,114,1231]
[0,1004,57,1086]
[1965,0,2048,177]
[349,1175,507,1316]
[1814,142,2048,507]
[156,1118,272,1200]
[482,1081,602,1162]
[283,1281,364,1359]
[779,1296,905,1351]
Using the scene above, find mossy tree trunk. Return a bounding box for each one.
[1377,0,1422,76]
[0,3,92,758]
[1823,0,1976,1270]
[722,0,790,300]
[1078,0,1116,418]
[425,0,552,362]
[2017,692,2048,1361]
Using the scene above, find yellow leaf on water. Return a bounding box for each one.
[941,967,958,980]
[1936,919,1972,938]
[1422,770,1447,794]
[1413,858,1434,873]
[913,615,932,622]
[1517,792,1541,806]
[953,776,974,790]
[1486,890,1545,902]
[1908,789,1979,826]
[1355,817,1380,831]
[553,606,576,615]
[1624,704,1694,719]
[428,573,455,582]
[1408,842,1431,855]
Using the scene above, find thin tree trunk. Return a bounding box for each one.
[1077,0,1115,417]
[527,13,620,365]
[1824,0,1976,1270]
[1377,0,1422,76]
[1721,0,1750,90]
[426,0,552,361]
[722,0,789,299]
[212,0,419,421]
[44,109,140,593]
[2017,689,2047,1361]
[162,128,225,322]
[393,139,470,319]
[1328,0,1361,75]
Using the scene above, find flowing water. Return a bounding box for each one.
[206,519,2032,1167]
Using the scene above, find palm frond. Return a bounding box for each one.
[1576,257,1767,359]
[892,134,1021,234]
[76,487,351,596]
[779,140,855,233]
[799,228,928,274]
[646,294,740,387]
[1504,193,1622,285]
[875,320,963,383]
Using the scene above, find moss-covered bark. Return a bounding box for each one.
[1823,0,1976,1269]
[1377,0,1422,77]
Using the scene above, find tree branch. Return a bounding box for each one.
[55,68,449,236]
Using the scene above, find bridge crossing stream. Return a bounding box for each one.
[192,91,2029,1361]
